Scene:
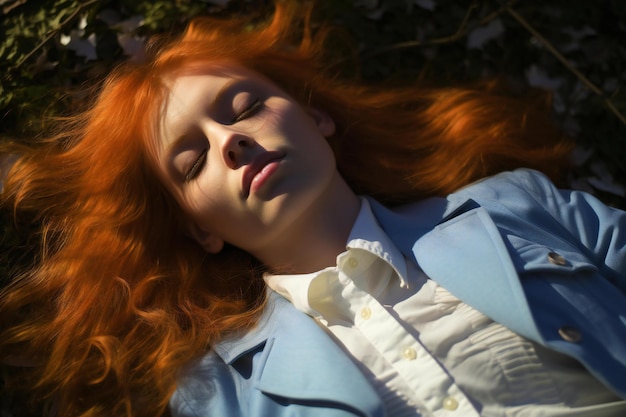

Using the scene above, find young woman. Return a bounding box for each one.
[1,3,625,417]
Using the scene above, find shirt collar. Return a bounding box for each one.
[346,198,408,286]
[264,198,410,316]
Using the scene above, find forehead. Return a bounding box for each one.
[160,61,272,119]
[163,62,244,112]
[164,61,264,95]
[161,67,230,127]
[156,63,255,146]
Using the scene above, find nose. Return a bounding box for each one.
[211,124,255,169]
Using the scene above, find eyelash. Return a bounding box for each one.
[185,148,207,182]
[231,98,263,124]
[184,99,264,182]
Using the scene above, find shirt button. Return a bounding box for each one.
[547,251,567,266]
[347,257,359,268]
[558,326,582,343]
[402,347,417,360]
[442,396,459,411]
[360,307,372,320]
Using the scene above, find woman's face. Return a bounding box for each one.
[154,62,338,256]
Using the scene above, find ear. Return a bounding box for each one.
[307,107,335,137]
[187,223,225,254]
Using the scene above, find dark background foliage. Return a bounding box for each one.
[1,0,625,194]
[1,0,625,414]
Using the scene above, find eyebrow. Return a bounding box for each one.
[164,78,240,160]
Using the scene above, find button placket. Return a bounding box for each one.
[335,251,480,417]
[352,297,480,417]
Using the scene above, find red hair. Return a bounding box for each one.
[0,2,571,416]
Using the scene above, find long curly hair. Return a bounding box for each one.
[0,2,571,416]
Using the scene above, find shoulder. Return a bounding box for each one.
[169,293,286,417]
[450,168,559,206]
[169,292,386,417]
[380,169,559,222]
[445,168,588,230]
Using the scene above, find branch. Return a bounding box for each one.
[356,0,516,60]
[7,0,100,77]
[505,4,626,127]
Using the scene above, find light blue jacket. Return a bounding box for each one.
[170,169,626,417]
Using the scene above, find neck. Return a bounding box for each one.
[256,173,360,274]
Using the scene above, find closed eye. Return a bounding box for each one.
[184,148,208,182]
[231,98,263,124]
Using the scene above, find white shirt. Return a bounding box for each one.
[265,198,626,417]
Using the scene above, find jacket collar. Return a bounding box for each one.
[214,291,385,417]
[368,196,542,342]
[366,196,452,257]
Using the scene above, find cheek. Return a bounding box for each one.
[304,127,336,166]
[260,106,289,133]
[182,190,212,215]
[181,188,237,229]
[264,99,305,127]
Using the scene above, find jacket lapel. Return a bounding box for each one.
[215,292,385,417]
[370,197,542,342]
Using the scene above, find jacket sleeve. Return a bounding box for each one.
[499,169,626,292]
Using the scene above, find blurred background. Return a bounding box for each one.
[1,0,625,412]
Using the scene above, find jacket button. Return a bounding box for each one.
[547,251,567,266]
[558,326,582,343]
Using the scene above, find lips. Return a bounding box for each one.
[242,151,285,198]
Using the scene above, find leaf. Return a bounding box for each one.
[467,18,504,49]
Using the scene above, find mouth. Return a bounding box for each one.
[242,151,285,198]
